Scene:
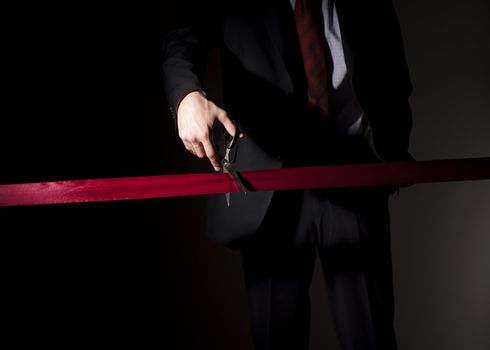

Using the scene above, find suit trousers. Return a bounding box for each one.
[239,183,398,350]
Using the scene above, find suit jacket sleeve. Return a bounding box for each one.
[161,0,223,133]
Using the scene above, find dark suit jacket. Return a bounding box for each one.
[161,0,414,248]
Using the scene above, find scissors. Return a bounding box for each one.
[221,123,247,207]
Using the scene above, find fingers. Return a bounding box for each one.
[180,128,206,158]
[202,139,221,172]
[176,95,244,171]
[217,111,239,138]
[192,142,206,159]
[217,112,245,139]
[183,140,197,156]
[183,137,221,172]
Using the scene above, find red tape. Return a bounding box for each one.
[0,157,489,207]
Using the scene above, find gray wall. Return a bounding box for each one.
[390,1,490,349]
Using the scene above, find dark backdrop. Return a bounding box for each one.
[1,1,488,349]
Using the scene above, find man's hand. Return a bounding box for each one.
[176,91,244,172]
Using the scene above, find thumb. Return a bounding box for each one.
[217,110,237,138]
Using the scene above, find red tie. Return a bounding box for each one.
[294,0,330,118]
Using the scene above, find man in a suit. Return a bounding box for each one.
[161,0,413,349]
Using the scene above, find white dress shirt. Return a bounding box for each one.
[289,0,364,137]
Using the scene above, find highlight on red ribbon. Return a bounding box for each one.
[0,157,489,207]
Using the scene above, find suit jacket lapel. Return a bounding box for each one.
[258,0,307,95]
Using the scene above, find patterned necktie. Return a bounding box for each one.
[294,0,330,118]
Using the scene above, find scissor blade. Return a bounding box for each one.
[228,167,247,193]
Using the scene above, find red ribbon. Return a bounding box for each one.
[1,157,489,207]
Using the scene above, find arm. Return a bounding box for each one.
[161,1,242,171]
